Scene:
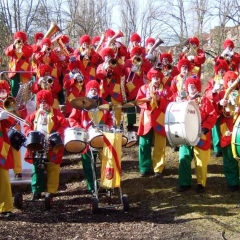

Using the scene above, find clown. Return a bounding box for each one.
[4,31,33,97]
[136,68,170,178]
[178,76,217,193]
[204,58,229,157]
[68,80,113,193]
[63,57,88,117]
[179,37,206,77]
[24,90,68,200]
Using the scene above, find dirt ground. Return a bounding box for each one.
[1,145,240,240]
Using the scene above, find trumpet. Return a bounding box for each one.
[73,73,84,84]
[15,39,23,53]
[41,76,54,90]
[183,42,197,57]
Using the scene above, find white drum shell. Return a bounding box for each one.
[164,101,201,146]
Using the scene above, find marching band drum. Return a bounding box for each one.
[165,101,201,146]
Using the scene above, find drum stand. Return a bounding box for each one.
[89,108,129,214]
[14,142,54,211]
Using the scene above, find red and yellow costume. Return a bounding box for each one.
[4,31,33,97]
[136,69,168,176]
[24,90,68,195]
[178,37,206,77]
[74,34,103,81]
[63,59,87,116]
[31,64,62,109]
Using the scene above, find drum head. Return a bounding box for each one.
[65,141,86,153]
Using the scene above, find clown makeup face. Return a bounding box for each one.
[0,89,7,99]
[82,42,89,49]
[87,88,98,99]
[132,41,139,47]
[188,83,198,97]
[180,65,188,75]
[152,75,161,87]
[217,68,226,77]
[147,42,153,50]
[162,57,169,66]
[227,79,234,88]
[39,100,50,111]
[72,68,80,74]
[104,55,111,62]
[191,43,197,49]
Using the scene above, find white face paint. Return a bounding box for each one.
[180,65,188,75]
[87,88,98,99]
[218,68,226,77]
[152,76,160,86]
[188,84,198,97]
[227,80,234,88]
[0,89,8,99]
[39,101,50,111]
[162,58,169,66]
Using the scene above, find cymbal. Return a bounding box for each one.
[98,103,122,110]
[70,97,97,110]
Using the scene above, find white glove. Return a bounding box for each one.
[38,77,45,85]
[131,65,139,72]
[0,111,9,120]
[146,53,154,60]
[59,55,66,61]
[221,49,229,57]
[187,55,194,61]
[220,99,228,106]
[115,42,121,48]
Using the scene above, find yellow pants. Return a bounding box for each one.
[111,98,122,126]
[152,133,166,173]
[194,147,210,186]
[12,148,22,175]
[0,167,13,213]
[46,164,60,194]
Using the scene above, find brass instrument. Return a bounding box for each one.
[95,33,105,52]
[15,39,23,53]
[222,77,240,118]
[108,58,118,68]
[106,30,124,48]
[41,76,54,90]
[52,34,70,56]
[44,22,61,39]
[183,42,197,57]
[132,55,143,66]
[147,38,164,56]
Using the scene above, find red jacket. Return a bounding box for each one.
[24,108,69,164]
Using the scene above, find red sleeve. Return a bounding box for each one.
[68,109,83,128]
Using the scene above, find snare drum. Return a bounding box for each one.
[231,116,240,160]
[48,132,64,151]
[64,127,88,153]
[26,131,45,151]
[8,128,27,151]
[125,131,137,148]
[164,101,201,146]
[88,125,110,149]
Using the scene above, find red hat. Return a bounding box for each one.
[147,67,164,80]
[160,53,173,63]
[92,36,100,45]
[40,37,51,48]
[36,90,54,106]
[79,34,91,45]
[39,64,53,77]
[99,47,115,59]
[214,59,229,73]
[146,37,155,46]
[189,37,200,46]
[14,31,27,43]
[34,32,44,42]
[60,35,70,44]
[68,59,83,72]
[85,80,100,95]
[0,80,10,94]
[130,33,141,43]
[105,29,115,38]
[177,59,192,71]
[223,39,234,49]
[130,46,143,58]
[185,76,201,93]
[223,71,238,88]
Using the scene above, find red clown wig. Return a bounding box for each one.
[147,68,164,80]
[177,59,192,71]
[185,76,201,93]
[92,36,100,45]
[130,46,143,58]
[60,35,70,44]
[214,59,229,74]
[0,80,10,94]
[160,53,173,63]
[14,31,27,43]
[34,32,44,42]
[85,80,100,95]
[99,47,115,59]
[105,29,115,38]
[36,90,54,106]
[68,59,83,72]
[79,35,91,45]
[223,71,238,88]
[223,39,234,49]
[145,37,155,46]
[189,37,200,47]
[130,33,141,43]
[40,38,51,48]
[38,64,53,77]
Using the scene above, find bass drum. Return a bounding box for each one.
[165,101,201,146]
[64,127,88,153]
[231,115,240,160]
